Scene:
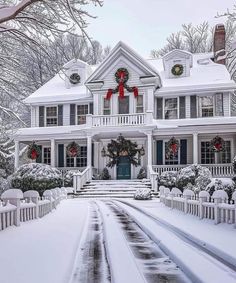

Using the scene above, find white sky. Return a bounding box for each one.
[87,0,236,57]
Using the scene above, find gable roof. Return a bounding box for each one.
[86,41,162,86]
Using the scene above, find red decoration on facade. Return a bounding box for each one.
[210,136,225,152]
[27,142,41,160]
[66,142,80,157]
[106,68,139,100]
[167,137,180,155]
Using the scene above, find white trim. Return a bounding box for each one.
[45,105,58,127]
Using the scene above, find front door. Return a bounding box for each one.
[117,156,131,179]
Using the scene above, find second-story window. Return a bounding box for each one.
[200,96,213,117]
[103,98,111,115]
[164,98,178,119]
[136,95,144,113]
[77,105,88,125]
[46,106,58,126]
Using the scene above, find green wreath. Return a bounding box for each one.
[115,68,129,84]
[27,142,41,160]
[210,136,225,152]
[171,64,184,76]
[166,137,180,155]
[66,142,80,157]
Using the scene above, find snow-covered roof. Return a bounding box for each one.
[148,53,236,94]
[24,72,92,104]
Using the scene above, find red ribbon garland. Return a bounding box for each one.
[106,70,138,100]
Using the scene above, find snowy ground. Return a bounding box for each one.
[0,198,236,283]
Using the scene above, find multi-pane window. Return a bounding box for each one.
[43,147,51,165]
[201,140,231,164]
[77,105,88,125]
[136,95,144,113]
[66,146,87,167]
[201,141,214,164]
[164,142,178,165]
[103,98,111,115]
[46,107,57,126]
[76,146,87,167]
[164,98,178,119]
[222,141,231,163]
[200,97,214,117]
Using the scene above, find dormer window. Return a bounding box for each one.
[69,73,81,84]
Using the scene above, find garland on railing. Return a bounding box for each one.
[106,68,138,100]
[166,137,180,155]
[27,142,41,160]
[66,142,80,157]
[210,136,225,152]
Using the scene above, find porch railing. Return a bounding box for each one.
[73,166,91,193]
[87,112,153,128]
[152,164,234,178]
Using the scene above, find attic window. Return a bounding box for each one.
[70,73,81,84]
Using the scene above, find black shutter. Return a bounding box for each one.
[190,95,197,118]
[58,105,63,126]
[39,106,44,127]
[179,96,186,119]
[156,97,163,119]
[36,145,42,163]
[180,139,187,164]
[58,144,64,167]
[92,143,94,167]
[156,140,163,165]
[70,104,76,125]
[89,103,94,114]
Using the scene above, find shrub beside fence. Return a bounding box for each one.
[159,186,236,228]
[0,187,68,231]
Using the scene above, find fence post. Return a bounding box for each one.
[1,189,23,226]
[43,190,53,212]
[214,198,221,225]
[23,190,40,219]
[73,172,81,193]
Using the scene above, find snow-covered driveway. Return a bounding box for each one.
[0,198,236,283]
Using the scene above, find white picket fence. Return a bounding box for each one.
[0,187,68,231]
[160,187,236,227]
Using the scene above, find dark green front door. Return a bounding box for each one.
[117,156,131,179]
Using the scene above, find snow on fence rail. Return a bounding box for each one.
[160,186,236,228]
[0,187,68,231]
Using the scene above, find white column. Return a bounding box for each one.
[147,133,153,167]
[193,133,198,164]
[51,139,56,167]
[94,142,99,169]
[14,141,20,170]
[87,135,92,179]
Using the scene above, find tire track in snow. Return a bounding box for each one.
[103,200,191,283]
[70,201,111,283]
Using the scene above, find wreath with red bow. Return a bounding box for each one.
[166,137,180,155]
[210,136,225,152]
[106,68,138,100]
[66,142,80,157]
[27,142,41,160]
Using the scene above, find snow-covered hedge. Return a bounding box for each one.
[158,171,177,188]
[176,164,212,192]
[206,178,236,199]
[11,163,63,195]
[134,188,152,200]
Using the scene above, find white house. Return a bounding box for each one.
[14,24,236,183]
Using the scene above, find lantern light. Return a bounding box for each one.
[139,145,145,156]
[101,147,106,157]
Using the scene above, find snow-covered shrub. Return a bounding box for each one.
[206,178,236,200]
[11,163,62,195]
[158,171,177,188]
[134,188,152,200]
[232,156,236,174]
[99,168,111,180]
[63,170,80,187]
[176,164,211,192]
[137,167,147,179]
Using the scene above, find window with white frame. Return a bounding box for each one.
[164,98,178,119]
[221,141,231,163]
[77,105,88,125]
[200,96,214,117]
[103,98,111,115]
[43,147,51,165]
[164,142,179,165]
[136,95,144,113]
[46,107,58,126]
[201,140,231,164]
[76,146,87,167]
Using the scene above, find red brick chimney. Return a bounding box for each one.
[213,24,226,65]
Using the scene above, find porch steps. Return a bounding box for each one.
[75,179,155,199]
